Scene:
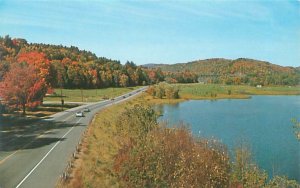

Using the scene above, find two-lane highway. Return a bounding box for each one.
[0,87,146,188]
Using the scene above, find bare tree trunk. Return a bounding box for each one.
[61,88,63,111]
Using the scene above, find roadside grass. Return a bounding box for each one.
[44,86,143,103]
[59,96,146,188]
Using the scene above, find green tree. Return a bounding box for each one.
[165,85,179,99]
[155,83,166,99]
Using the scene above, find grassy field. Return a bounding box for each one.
[178,84,300,97]
[177,84,300,100]
[44,86,143,103]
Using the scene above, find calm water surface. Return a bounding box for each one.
[158,96,300,181]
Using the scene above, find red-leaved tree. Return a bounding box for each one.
[17,51,51,84]
[0,63,47,115]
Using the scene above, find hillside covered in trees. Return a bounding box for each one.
[0,35,197,113]
[146,58,300,86]
[0,35,158,89]
[0,36,206,90]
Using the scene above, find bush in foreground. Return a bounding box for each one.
[114,120,230,187]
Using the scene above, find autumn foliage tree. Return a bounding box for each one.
[17,51,51,84]
[0,63,47,115]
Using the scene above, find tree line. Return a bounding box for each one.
[0,35,197,114]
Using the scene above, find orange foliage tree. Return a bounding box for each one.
[0,63,48,115]
[17,51,51,84]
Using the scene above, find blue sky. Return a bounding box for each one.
[0,0,299,66]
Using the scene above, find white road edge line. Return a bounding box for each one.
[15,118,82,188]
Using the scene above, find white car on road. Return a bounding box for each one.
[75,111,84,117]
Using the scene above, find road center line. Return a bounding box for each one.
[15,118,82,188]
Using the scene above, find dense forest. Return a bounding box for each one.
[145,58,300,86]
[0,35,167,89]
[0,36,200,90]
[0,35,197,113]
[1,35,299,90]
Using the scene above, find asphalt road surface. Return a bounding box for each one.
[0,87,146,188]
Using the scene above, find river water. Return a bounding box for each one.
[157,96,300,181]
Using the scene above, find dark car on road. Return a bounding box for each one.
[83,108,90,112]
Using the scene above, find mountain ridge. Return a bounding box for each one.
[143,58,297,69]
[143,58,300,85]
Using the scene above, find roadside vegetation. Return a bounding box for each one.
[61,95,300,188]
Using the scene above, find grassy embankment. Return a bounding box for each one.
[144,83,300,104]
[58,97,145,187]
[44,86,142,103]
[61,94,204,187]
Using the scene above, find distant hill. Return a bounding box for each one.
[142,63,166,68]
[145,58,300,85]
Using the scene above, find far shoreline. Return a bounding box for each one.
[145,83,300,105]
